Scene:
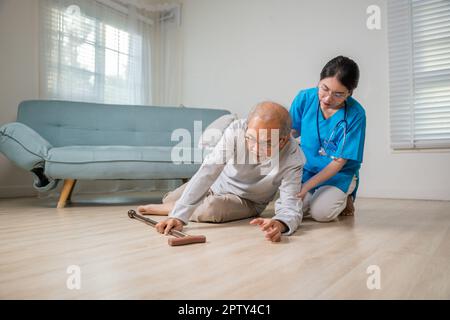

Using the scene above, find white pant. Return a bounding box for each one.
[303,176,357,222]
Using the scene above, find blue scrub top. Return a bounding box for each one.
[289,87,366,197]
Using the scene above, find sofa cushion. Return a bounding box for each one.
[17,100,230,148]
[44,146,207,179]
[46,145,208,163]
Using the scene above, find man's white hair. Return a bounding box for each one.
[247,101,292,137]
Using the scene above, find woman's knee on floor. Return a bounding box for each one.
[309,197,345,222]
[310,205,342,222]
[309,187,347,222]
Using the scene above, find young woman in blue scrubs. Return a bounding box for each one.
[290,56,366,222]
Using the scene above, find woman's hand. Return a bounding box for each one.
[297,158,348,199]
[296,187,309,200]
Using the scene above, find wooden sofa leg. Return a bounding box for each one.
[67,179,77,203]
[181,178,189,184]
[57,179,77,208]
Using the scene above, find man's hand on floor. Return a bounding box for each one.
[155,218,184,235]
[250,218,286,242]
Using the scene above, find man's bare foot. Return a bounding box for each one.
[340,196,355,216]
[137,202,174,216]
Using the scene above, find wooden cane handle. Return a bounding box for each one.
[168,235,206,246]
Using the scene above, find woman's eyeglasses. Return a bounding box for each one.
[318,84,348,99]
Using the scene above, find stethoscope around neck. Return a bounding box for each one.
[317,100,348,159]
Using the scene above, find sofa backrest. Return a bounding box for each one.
[17,100,230,147]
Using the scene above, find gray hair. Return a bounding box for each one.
[247,101,292,137]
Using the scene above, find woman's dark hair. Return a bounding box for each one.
[320,56,360,94]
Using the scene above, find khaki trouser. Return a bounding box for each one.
[303,176,358,222]
[162,183,258,223]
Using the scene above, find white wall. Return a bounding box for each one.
[0,0,40,197]
[179,0,450,201]
[1,0,449,200]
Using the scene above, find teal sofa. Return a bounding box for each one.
[0,100,230,207]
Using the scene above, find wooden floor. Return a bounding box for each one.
[1,192,450,299]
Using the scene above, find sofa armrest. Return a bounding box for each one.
[0,122,59,191]
[0,122,51,169]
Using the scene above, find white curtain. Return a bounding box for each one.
[38,0,183,198]
[39,0,182,106]
[150,4,183,106]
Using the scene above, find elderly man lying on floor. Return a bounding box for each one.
[138,101,305,242]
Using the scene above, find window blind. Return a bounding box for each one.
[388,0,450,149]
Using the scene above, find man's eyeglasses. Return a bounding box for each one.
[244,133,285,150]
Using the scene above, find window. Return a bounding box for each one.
[40,0,150,105]
[388,0,450,149]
